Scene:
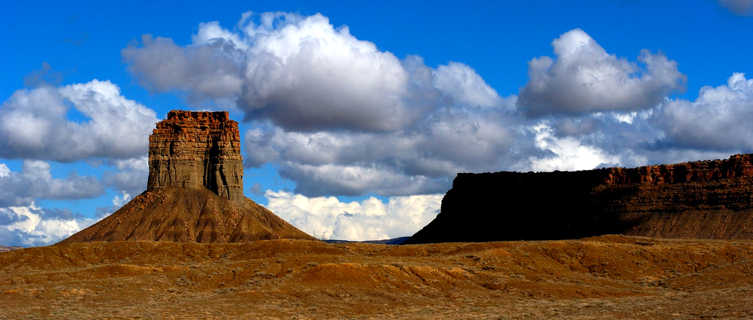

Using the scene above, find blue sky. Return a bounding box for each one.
[1,0,752,246]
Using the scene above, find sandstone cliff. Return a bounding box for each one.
[63,110,313,243]
[407,154,753,244]
[148,110,243,202]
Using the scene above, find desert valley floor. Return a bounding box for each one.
[2,235,753,319]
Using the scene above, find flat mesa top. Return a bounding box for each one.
[166,110,230,122]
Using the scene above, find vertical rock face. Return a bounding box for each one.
[407,154,753,244]
[147,110,243,202]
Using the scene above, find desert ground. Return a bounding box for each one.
[2,235,753,319]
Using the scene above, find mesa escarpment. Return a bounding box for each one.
[63,110,313,243]
[407,154,753,244]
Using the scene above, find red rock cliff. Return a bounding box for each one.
[147,110,243,202]
[407,154,753,244]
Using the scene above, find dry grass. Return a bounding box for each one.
[2,235,753,319]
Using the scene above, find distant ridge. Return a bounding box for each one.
[0,245,19,252]
[324,237,410,245]
[62,110,313,243]
[407,154,753,244]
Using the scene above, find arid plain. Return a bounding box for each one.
[2,235,753,319]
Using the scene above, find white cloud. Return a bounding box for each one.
[193,21,249,50]
[265,190,442,241]
[518,29,685,116]
[112,191,132,208]
[244,106,521,196]
[122,11,535,197]
[103,156,149,196]
[122,35,245,103]
[529,123,621,171]
[613,112,638,125]
[0,163,9,178]
[120,11,748,202]
[0,160,104,207]
[0,80,158,161]
[123,11,507,132]
[654,73,753,151]
[432,62,503,108]
[0,203,96,246]
[237,13,419,131]
[719,0,753,15]
[279,163,448,197]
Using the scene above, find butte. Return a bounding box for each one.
[63,110,313,243]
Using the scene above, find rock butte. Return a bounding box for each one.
[63,110,314,243]
[407,154,753,244]
[148,110,244,202]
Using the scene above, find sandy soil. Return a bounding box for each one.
[1,235,753,319]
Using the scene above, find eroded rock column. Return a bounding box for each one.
[147,110,244,202]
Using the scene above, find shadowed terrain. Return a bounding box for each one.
[409,154,753,244]
[2,236,753,319]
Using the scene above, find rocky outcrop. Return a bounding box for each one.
[406,154,753,244]
[148,110,243,202]
[63,110,314,243]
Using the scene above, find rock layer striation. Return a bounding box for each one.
[148,110,243,202]
[64,110,313,243]
[407,154,753,243]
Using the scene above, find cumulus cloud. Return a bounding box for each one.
[122,35,245,103]
[0,160,104,207]
[0,80,158,161]
[227,22,690,196]
[121,11,540,196]
[0,163,9,178]
[0,203,97,246]
[528,123,621,171]
[539,109,738,170]
[123,11,505,132]
[518,29,685,117]
[112,191,133,208]
[103,156,149,196]
[245,105,525,196]
[432,62,504,108]
[122,11,747,201]
[265,190,442,240]
[719,0,753,15]
[653,73,753,151]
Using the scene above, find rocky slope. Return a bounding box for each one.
[408,154,753,244]
[62,187,311,242]
[63,110,313,243]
